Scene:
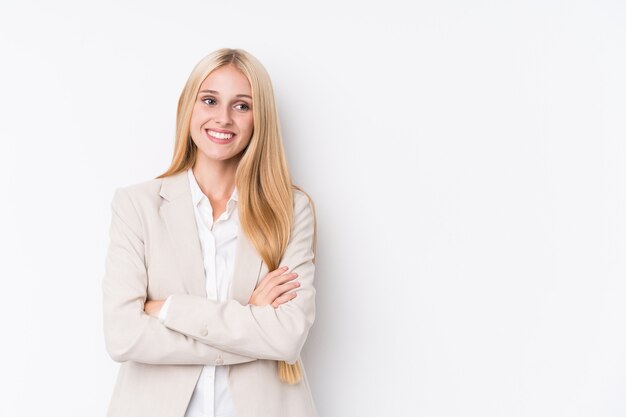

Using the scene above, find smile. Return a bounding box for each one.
[206,129,234,140]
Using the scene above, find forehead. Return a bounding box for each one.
[198,65,251,95]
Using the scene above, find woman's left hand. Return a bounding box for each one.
[144,300,165,318]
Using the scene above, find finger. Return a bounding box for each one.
[270,272,299,287]
[262,273,298,296]
[268,266,289,279]
[268,281,300,300]
[258,272,298,294]
[271,291,298,308]
[257,266,290,290]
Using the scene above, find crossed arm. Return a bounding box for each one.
[102,187,316,366]
[144,265,300,319]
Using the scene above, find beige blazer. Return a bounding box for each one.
[102,170,318,417]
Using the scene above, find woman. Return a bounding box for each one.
[102,48,318,417]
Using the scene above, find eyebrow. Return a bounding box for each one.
[198,89,252,99]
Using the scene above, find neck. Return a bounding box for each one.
[192,155,239,201]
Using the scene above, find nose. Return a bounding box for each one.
[214,104,233,126]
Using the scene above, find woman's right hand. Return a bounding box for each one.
[248,266,300,308]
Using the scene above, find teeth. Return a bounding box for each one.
[207,130,233,140]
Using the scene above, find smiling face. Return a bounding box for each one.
[189,64,254,166]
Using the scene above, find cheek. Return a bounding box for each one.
[190,104,210,127]
[243,115,254,134]
[189,109,201,129]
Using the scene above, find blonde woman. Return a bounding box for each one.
[102,48,318,417]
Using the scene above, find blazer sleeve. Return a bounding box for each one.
[161,191,317,365]
[102,187,256,366]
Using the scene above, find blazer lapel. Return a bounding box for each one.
[158,170,263,304]
[159,170,206,297]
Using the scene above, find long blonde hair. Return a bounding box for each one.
[156,48,312,384]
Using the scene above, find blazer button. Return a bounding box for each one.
[200,328,208,337]
[215,358,224,365]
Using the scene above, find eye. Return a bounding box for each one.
[234,103,250,112]
[202,97,217,105]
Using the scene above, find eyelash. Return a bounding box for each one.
[201,98,250,112]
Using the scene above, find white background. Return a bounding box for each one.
[1,1,625,416]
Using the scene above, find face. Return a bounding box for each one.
[189,64,254,165]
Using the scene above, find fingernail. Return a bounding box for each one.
[282,266,289,270]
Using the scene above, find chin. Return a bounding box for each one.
[199,149,244,162]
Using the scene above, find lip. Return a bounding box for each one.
[205,128,236,144]
[207,128,235,134]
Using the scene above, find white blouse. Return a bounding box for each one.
[159,167,240,417]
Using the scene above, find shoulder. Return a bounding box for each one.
[291,186,317,232]
[109,174,172,220]
[292,186,315,214]
[289,186,317,253]
[115,177,163,200]
[112,177,162,203]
